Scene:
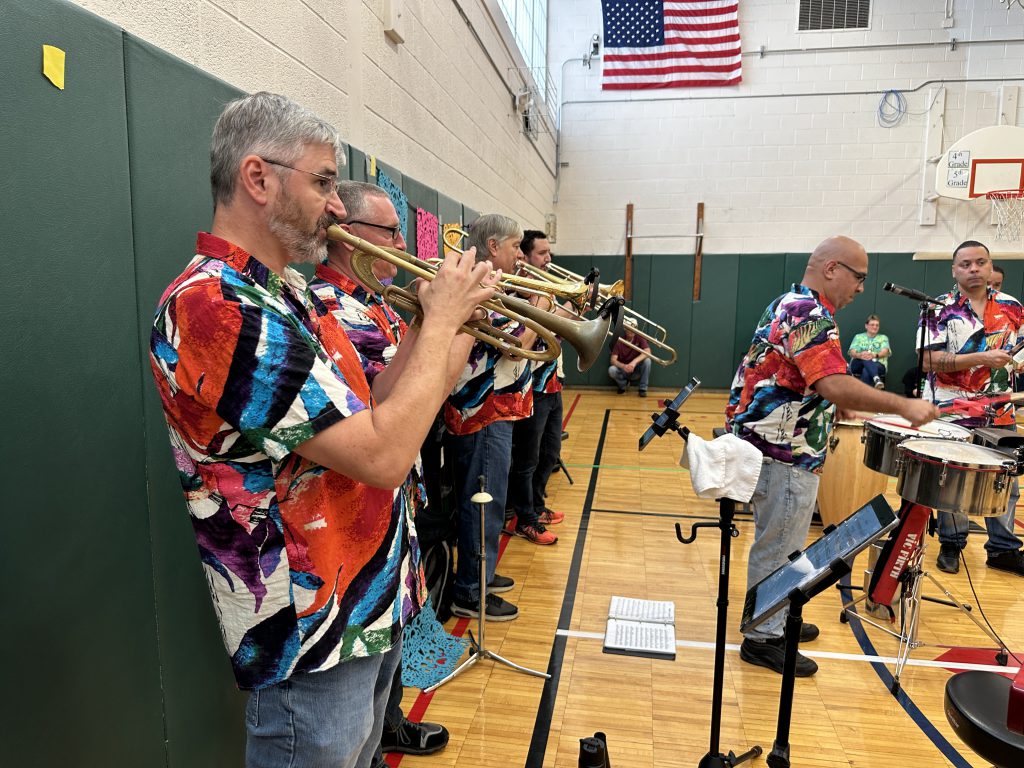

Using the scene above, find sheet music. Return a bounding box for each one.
[608,596,675,624]
[603,620,676,659]
[603,597,677,659]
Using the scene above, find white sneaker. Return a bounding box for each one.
[873,376,884,389]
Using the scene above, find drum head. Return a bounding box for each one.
[899,438,1014,468]
[866,416,971,441]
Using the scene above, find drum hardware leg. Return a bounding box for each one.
[920,569,1010,665]
[424,476,550,693]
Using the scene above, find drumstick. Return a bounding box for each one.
[940,392,1024,416]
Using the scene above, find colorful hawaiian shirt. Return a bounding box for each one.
[309,264,428,521]
[848,332,890,369]
[150,233,425,691]
[726,284,850,472]
[309,265,406,384]
[444,311,534,436]
[918,286,1024,427]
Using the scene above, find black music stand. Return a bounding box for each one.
[641,378,763,768]
[739,496,899,768]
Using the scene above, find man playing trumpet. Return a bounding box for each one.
[150,92,496,768]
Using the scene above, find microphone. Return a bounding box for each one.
[883,282,944,306]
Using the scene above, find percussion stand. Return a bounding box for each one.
[676,499,763,768]
[424,475,550,692]
[645,379,762,768]
[840,505,1009,695]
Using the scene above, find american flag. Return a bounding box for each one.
[601,0,742,90]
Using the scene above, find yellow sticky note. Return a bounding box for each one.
[368,155,377,178]
[42,45,66,90]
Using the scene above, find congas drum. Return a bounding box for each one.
[817,421,888,528]
[896,438,1016,517]
[862,416,972,477]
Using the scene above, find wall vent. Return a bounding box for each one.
[798,0,870,31]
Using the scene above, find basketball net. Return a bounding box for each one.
[999,0,1024,9]
[986,190,1024,242]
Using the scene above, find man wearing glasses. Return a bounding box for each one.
[919,240,1024,577]
[150,93,495,767]
[310,180,472,765]
[727,236,939,677]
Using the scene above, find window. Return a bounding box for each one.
[497,0,547,75]
[798,0,870,31]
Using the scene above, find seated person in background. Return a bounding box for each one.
[848,313,890,388]
[608,317,651,396]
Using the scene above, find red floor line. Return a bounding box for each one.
[562,392,581,430]
[394,391,581,765]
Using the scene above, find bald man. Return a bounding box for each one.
[727,236,939,677]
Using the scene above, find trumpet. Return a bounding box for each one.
[515,261,678,367]
[326,225,618,372]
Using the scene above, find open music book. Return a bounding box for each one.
[603,597,676,660]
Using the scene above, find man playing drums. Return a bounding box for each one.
[728,236,939,677]
[919,239,1024,576]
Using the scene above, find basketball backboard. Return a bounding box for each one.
[935,125,1024,200]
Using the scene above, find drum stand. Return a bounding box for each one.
[424,475,549,692]
[840,506,1009,694]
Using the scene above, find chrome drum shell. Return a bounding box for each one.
[861,417,971,477]
[895,438,1015,518]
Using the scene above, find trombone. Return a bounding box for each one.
[514,261,678,366]
[327,225,618,372]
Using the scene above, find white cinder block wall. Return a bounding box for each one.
[550,0,1024,256]
[69,0,557,227]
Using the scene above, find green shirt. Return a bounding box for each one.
[848,332,890,369]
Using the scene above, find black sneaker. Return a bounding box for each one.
[799,622,820,643]
[487,573,514,594]
[740,636,818,677]
[638,389,648,398]
[380,718,450,755]
[616,387,626,394]
[937,544,961,574]
[986,548,1024,575]
[451,593,519,621]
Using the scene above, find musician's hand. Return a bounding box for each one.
[979,349,1012,369]
[898,397,941,428]
[419,247,497,331]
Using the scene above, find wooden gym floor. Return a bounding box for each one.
[388,388,1024,768]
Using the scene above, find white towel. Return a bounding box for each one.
[680,433,763,503]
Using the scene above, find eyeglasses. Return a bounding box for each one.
[347,220,401,241]
[260,157,339,196]
[836,261,868,285]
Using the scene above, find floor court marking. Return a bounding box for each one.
[554,629,1018,674]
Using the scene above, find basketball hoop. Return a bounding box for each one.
[999,0,1024,8]
[986,190,1024,242]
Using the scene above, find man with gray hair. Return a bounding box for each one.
[150,92,496,767]
[444,214,548,620]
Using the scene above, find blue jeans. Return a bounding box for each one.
[850,358,886,385]
[744,458,820,640]
[246,641,402,768]
[370,663,406,765]
[508,391,563,526]
[608,358,650,391]
[447,420,514,604]
[937,477,1022,555]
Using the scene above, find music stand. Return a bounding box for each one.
[642,378,763,768]
[425,475,549,692]
[739,496,899,768]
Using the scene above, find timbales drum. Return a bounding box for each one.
[863,416,972,477]
[896,438,1016,517]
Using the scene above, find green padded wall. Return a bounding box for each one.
[0,1,165,765]
[123,34,249,767]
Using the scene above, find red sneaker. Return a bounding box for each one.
[538,507,565,525]
[515,523,558,545]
